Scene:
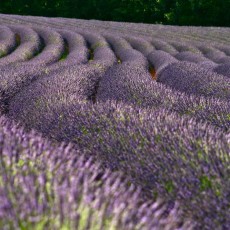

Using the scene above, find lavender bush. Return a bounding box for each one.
[174,51,210,63]
[0,116,191,230]
[57,30,88,64]
[147,50,177,73]
[156,61,230,101]
[169,41,201,53]
[0,63,46,113]
[8,99,230,229]
[26,27,65,65]
[151,39,178,55]
[84,33,117,68]
[125,36,155,56]
[0,26,40,66]
[213,64,230,78]
[198,45,228,63]
[0,26,16,58]
[105,35,148,65]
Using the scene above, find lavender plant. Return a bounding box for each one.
[0,26,16,58]
[125,36,155,56]
[213,64,230,78]
[105,35,148,65]
[147,50,178,73]
[151,40,178,55]
[0,62,53,114]
[8,99,230,229]
[58,30,88,64]
[26,27,65,65]
[0,116,191,230]
[169,41,201,54]
[174,51,210,63]
[67,32,118,70]
[197,45,228,63]
[156,61,230,101]
[0,26,40,65]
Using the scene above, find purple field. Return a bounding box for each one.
[0,13,229,229]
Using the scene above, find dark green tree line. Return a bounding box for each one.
[0,0,229,26]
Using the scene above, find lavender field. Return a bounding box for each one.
[0,13,229,230]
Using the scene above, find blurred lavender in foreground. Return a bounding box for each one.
[0,116,191,230]
[8,97,230,229]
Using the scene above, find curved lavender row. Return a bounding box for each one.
[106,35,148,65]
[213,64,230,78]
[0,63,49,112]
[8,64,113,120]
[151,39,178,55]
[8,98,229,229]
[175,51,210,63]
[0,34,115,111]
[125,36,155,56]
[0,26,16,57]
[215,44,230,56]
[90,45,117,69]
[81,32,117,68]
[36,30,89,73]
[197,60,218,71]
[96,62,230,131]
[147,50,178,73]
[104,35,131,61]
[0,26,40,65]
[204,50,230,64]
[118,48,148,66]
[218,56,230,64]
[97,63,154,104]
[26,27,65,66]
[59,30,88,64]
[82,32,108,48]
[197,61,230,78]
[197,45,228,63]
[0,116,190,230]
[173,51,230,76]
[156,61,230,101]
[169,41,201,54]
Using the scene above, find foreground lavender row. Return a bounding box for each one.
[0,13,229,229]
[0,116,192,229]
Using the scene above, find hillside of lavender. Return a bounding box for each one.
[0,13,229,230]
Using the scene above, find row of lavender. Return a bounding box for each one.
[6,62,230,228]
[1,23,230,104]
[0,115,191,229]
[1,22,230,66]
[8,88,230,229]
[1,29,230,133]
[0,14,229,229]
[1,20,230,68]
[0,25,229,131]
